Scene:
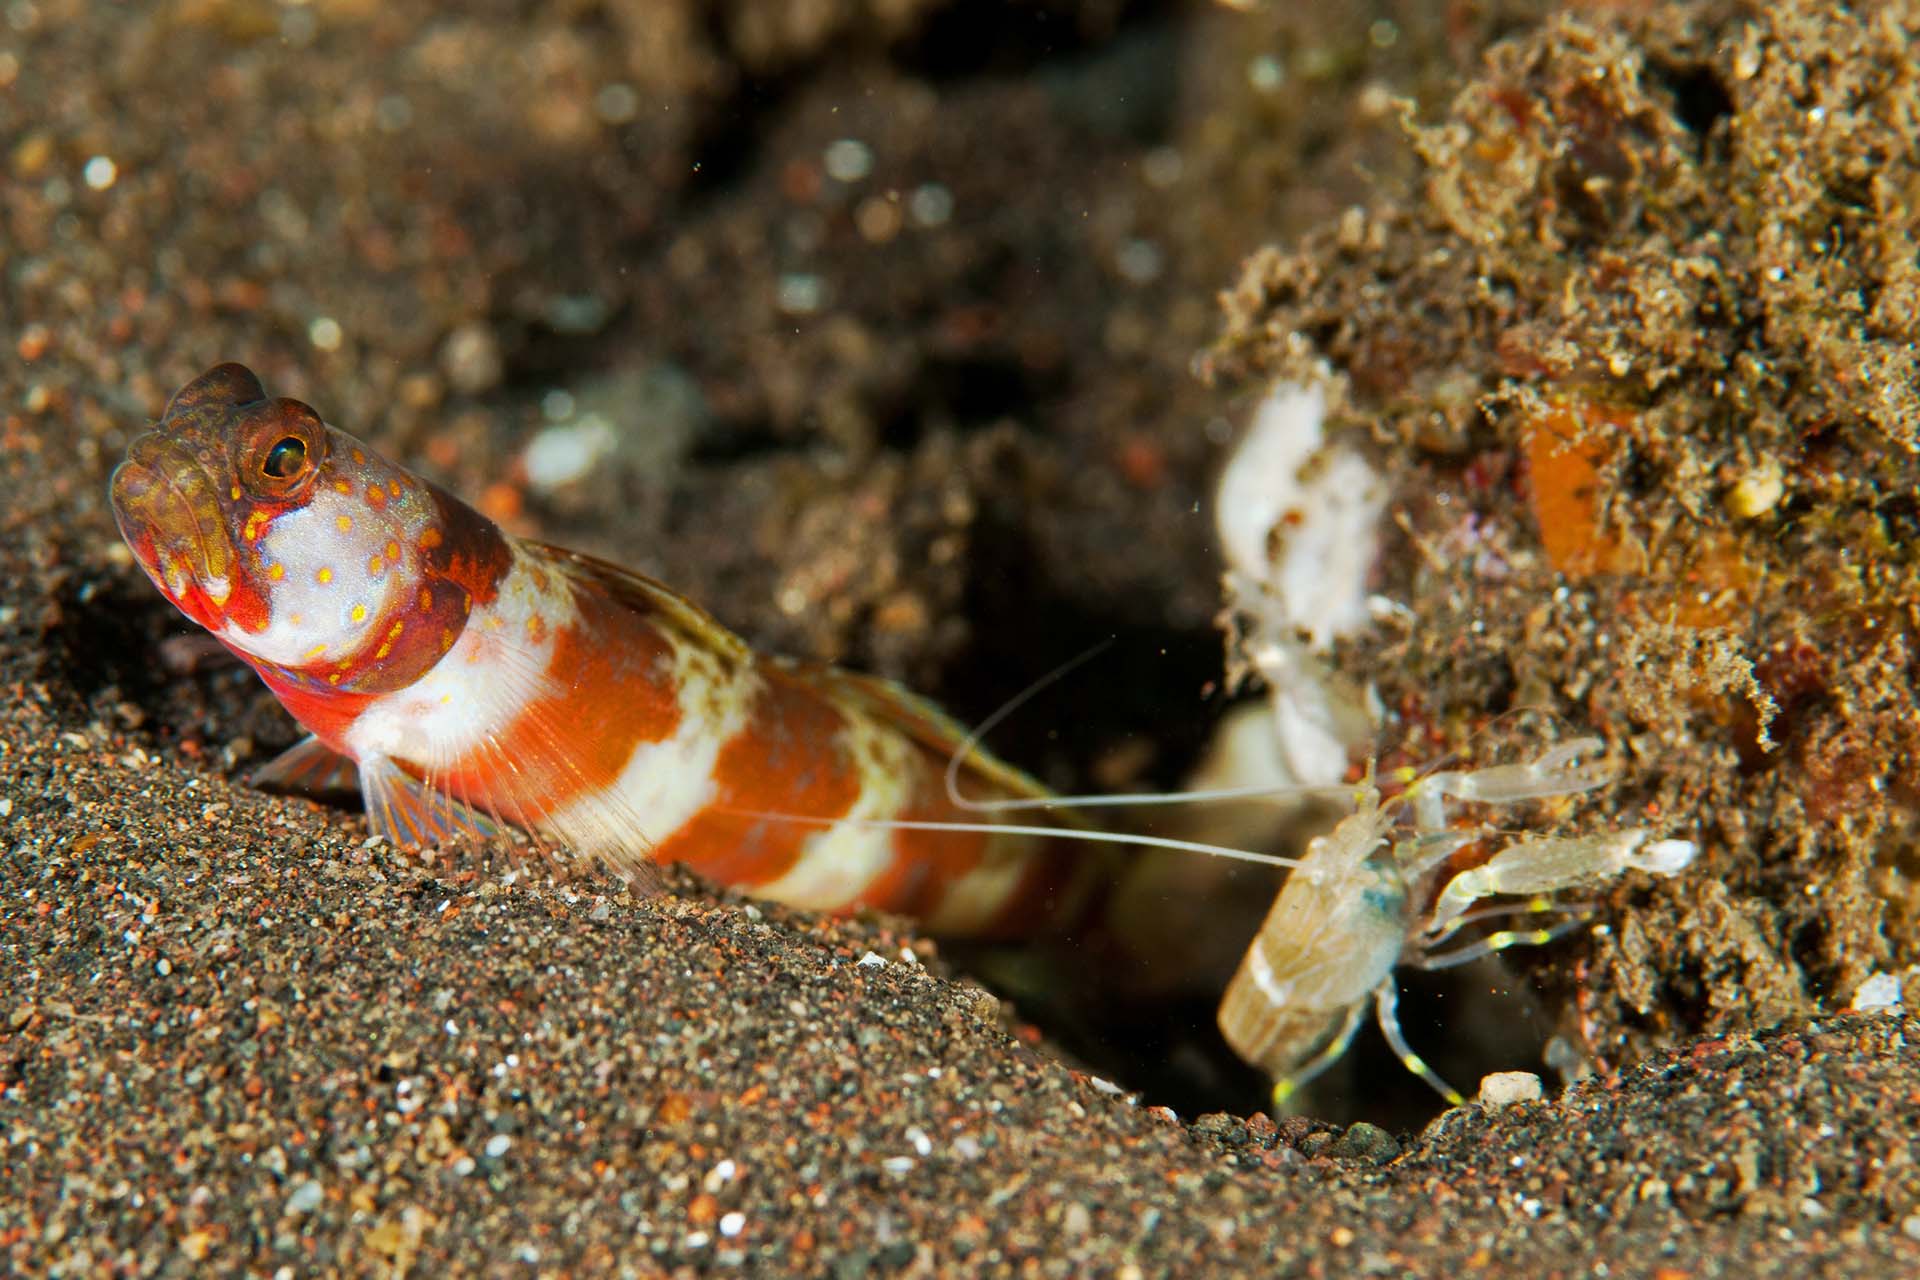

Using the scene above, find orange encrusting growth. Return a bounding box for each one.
[1521,395,1639,577]
[1521,393,1763,628]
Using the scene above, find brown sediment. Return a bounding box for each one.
[5,0,1920,1270]
[1207,0,1920,1071]
[6,709,1920,1273]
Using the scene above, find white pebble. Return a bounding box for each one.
[775,274,826,316]
[484,1134,512,1159]
[1116,239,1163,284]
[823,139,873,183]
[283,1179,324,1216]
[1476,1071,1544,1107]
[307,317,343,352]
[522,416,617,493]
[1851,971,1904,1013]
[594,82,639,124]
[440,323,503,395]
[908,183,952,227]
[703,1159,736,1193]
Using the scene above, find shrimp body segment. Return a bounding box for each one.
[1216,739,1696,1106]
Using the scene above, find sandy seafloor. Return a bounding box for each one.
[5,0,1920,1275]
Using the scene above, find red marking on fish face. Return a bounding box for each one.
[113,363,515,704]
[418,486,512,607]
[109,365,321,637]
[254,665,379,752]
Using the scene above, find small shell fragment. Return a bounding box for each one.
[1725,459,1784,518]
[1476,1071,1544,1107]
[1850,971,1904,1013]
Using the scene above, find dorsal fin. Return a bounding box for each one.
[806,663,1072,819]
[524,540,753,670]
[164,363,268,417]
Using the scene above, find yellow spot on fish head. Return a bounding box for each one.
[366,484,388,509]
[242,510,268,543]
[385,540,401,562]
[351,449,366,465]
[368,554,385,576]
[418,588,433,612]
[328,672,342,684]
[333,479,351,494]
[268,563,285,581]
[229,485,241,501]
[419,527,443,550]
[387,620,405,640]
[350,603,368,624]
[336,514,353,533]
[388,481,402,500]
[288,612,304,625]
[303,643,329,661]
[316,566,333,585]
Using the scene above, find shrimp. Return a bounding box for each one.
[1214,739,1696,1106]
[895,649,1697,1107]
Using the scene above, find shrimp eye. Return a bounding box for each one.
[262,436,308,479]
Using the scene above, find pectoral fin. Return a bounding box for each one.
[252,734,360,796]
[357,753,503,847]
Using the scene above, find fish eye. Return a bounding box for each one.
[262,436,308,479]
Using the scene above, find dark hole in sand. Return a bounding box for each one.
[1647,57,1736,142]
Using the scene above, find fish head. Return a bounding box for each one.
[112,363,486,690]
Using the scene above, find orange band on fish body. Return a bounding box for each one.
[650,669,865,887]
[423,566,687,826]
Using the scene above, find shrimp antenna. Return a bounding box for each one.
[942,637,1352,815]
[721,807,1302,869]
[1417,703,1574,776]
[941,635,1117,809]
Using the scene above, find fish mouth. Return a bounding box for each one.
[110,433,234,609]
